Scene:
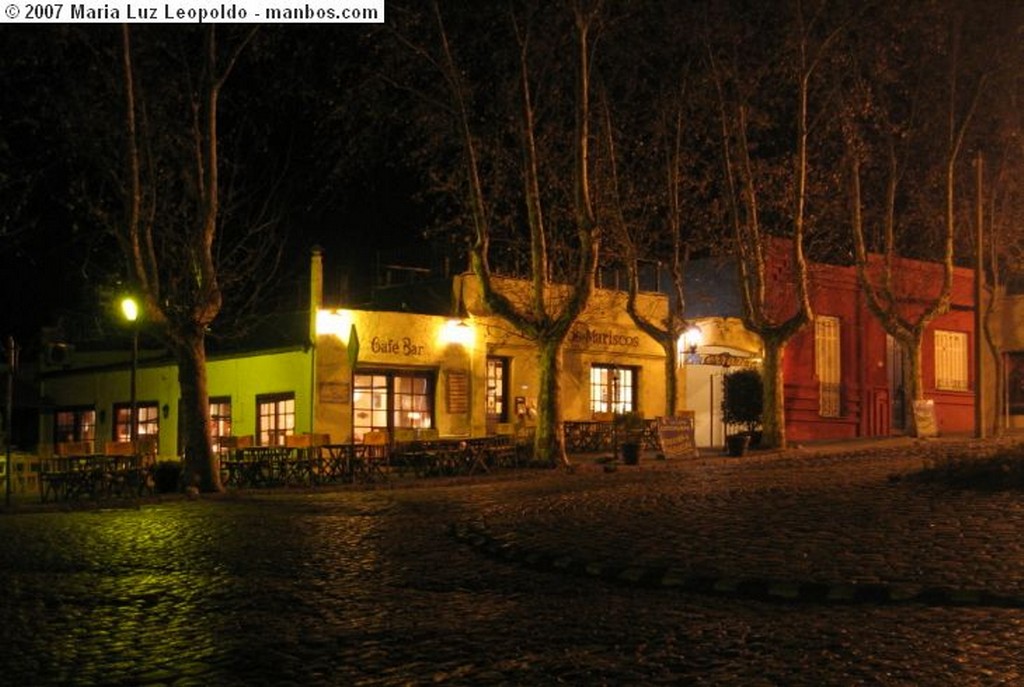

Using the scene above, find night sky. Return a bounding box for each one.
[0,25,432,349]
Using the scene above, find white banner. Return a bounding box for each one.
[2,0,384,23]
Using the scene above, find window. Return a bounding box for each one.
[353,370,435,442]
[209,397,232,452]
[54,407,96,445]
[935,330,969,391]
[815,315,841,417]
[113,402,159,442]
[589,364,637,415]
[486,357,509,424]
[256,393,295,446]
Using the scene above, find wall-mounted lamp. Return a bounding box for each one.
[162,404,170,419]
[680,325,703,365]
[441,318,474,347]
[315,309,354,342]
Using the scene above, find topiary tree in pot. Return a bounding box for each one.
[721,368,763,455]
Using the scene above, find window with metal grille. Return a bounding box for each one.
[934,330,969,391]
[815,315,841,417]
[54,407,96,445]
[486,357,509,423]
[113,402,159,442]
[209,397,232,452]
[256,393,295,446]
[589,364,637,415]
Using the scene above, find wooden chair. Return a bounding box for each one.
[56,440,93,457]
[105,440,137,456]
[358,430,390,481]
[285,434,312,448]
[392,428,417,444]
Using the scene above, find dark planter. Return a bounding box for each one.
[726,433,750,457]
[153,461,183,493]
[620,442,640,465]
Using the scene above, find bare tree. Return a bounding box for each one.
[842,4,985,436]
[601,88,694,418]
[976,53,1024,434]
[118,26,258,491]
[706,1,844,449]
[423,1,601,466]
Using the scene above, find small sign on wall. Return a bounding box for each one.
[447,371,469,414]
[320,381,350,404]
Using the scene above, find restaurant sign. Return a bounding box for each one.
[695,352,759,369]
[569,327,640,349]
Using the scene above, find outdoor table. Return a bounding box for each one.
[40,454,151,502]
[311,444,372,484]
[349,444,388,482]
[392,438,492,477]
[223,446,301,487]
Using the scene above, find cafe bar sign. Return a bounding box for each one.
[370,336,426,357]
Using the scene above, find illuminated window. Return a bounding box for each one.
[589,364,637,415]
[486,357,509,424]
[54,407,96,445]
[113,402,159,442]
[256,393,295,446]
[209,397,232,452]
[935,330,969,391]
[815,315,841,417]
[353,370,435,442]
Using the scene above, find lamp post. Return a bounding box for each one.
[121,297,139,444]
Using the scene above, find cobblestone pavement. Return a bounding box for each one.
[2,437,1024,685]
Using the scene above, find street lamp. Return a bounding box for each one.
[120,297,139,444]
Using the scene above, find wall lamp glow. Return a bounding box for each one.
[441,318,475,347]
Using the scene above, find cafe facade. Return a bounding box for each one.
[36,253,677,460]
[35,245,982,461]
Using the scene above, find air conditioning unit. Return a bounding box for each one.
[45,343,75,367]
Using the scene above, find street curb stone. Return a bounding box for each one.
[449,521,1024,608]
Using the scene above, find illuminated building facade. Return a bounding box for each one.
[35,245,979,460]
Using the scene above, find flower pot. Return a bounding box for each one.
[726,434,750,457]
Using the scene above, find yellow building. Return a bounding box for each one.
[37,251,679,458]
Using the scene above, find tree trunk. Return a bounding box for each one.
[174,332,221,492]
[900,335,925,437]
[760,336,786,449]
[663,336,679,417]
[534,337,568,467]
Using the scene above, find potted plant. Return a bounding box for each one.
[614,411,645,465]
[721,368,763,456]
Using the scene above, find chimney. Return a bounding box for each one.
[310,246,324,344]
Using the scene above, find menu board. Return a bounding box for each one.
[912,399,938,438]
[657,412,698,459]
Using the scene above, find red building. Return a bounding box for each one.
[686,243,976,445]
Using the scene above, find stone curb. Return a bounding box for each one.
[449,522,1024,609]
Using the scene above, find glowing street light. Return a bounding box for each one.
[121,297,139,444]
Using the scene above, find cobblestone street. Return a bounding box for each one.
[2,438,1024,685]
